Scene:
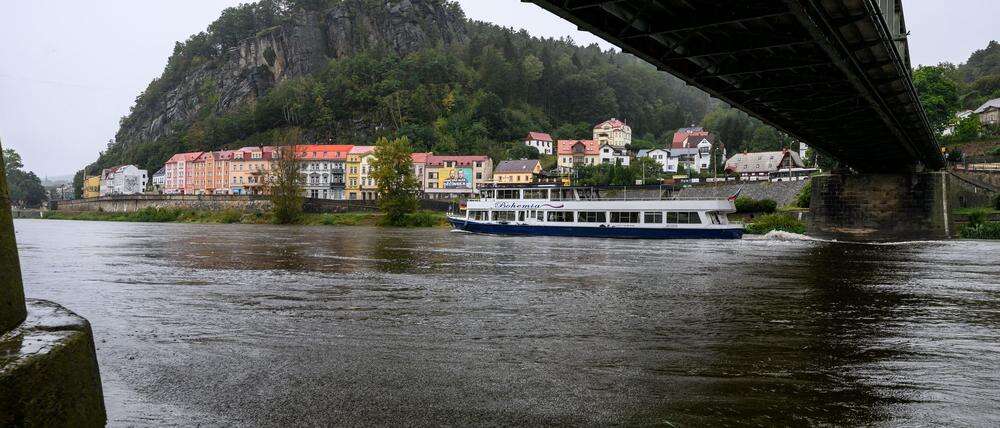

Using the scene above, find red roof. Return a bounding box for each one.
[411,152,431,164]
[526,132,553,142]
[557,139,599,155]
[672,131,712,149]
[295,145,354,160]
[166,152,203,164]
[349,146,376,155]
[426,155,489,167]
[594,118,627,129]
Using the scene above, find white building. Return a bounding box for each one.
[670,130,716,173]
[150,167,166,193]
[637,149,677,173]
[598,143,631,166]
[523,132,554,155]
[100,165,148,196]
[593,118,632,148]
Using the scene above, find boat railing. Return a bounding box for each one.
[471,196,733,202]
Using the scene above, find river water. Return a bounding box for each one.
[11,219,1000,426]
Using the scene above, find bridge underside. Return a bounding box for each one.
[526,0,944,172]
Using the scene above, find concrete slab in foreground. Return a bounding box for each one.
[1,299,106,427]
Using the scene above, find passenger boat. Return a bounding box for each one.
[447,185,744,239]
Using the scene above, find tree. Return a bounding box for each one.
[505,144,539,160]
[371,136,420,226]
[952,115,983,142]
[267,128,305,224]
[913,65,960,134]
[2,147,47,208]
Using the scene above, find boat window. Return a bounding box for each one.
[470,210,487,221]
[610,212,640,223]
[644,212,663,224]
[493,211,516,222]
[546,211,574,222]
[552,189,575,201]
[536,211,544,222]
[497,189,520,199]
[518,211,525,222]
[666,212,702,224]
[578,211,606,223]
[710,213,722,225]
[482,190,495,199]
[523,189,548,199]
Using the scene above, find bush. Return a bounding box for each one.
[960,222,1000,239]
[745,213,807,235]
[965,207,992,227]
[377,210,444,227]
[795,180,812,208]
[993,194,1000,211]
[735,197,778,214]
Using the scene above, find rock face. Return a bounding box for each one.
[116,0,467,147]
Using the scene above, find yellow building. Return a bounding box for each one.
[83,175,101,199]
[345,146,375,200]
[493,159,541,184]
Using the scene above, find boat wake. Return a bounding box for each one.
[747,230,942,246]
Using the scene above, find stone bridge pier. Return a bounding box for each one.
[808,171,991,241]
[1,145,106,425]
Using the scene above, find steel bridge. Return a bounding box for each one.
[525,0,944,172]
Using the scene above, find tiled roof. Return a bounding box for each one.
[557,139,599,155]
[526,131,553,141]
[295,145,354,160]
[411,152,431,164]
[594,118,627,129]
[426,155,489,167]
[495,159,540,174]
[672,127,705,145]
[166,152,203,163]
[724,150,804,174]
[672,131,713,149]
[349,146,376,155]
[974,98,1000,114]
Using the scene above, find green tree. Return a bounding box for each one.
[952,115,983,142]
[2,147,47,208]
[371,136,420,226]
[267,128,305,224]
[913,65,960,134]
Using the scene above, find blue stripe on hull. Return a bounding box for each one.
[448,219,744,239]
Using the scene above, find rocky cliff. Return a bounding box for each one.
[116,0,467,147]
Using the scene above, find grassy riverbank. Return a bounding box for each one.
[42,208,448,228]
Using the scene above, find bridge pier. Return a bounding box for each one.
[808,172,955,241]
[1,144,106,425]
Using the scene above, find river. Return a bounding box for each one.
[11,219,1000,426]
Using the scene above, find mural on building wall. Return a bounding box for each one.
[439,167,473,189]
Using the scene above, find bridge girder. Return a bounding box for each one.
[524,0,944,172]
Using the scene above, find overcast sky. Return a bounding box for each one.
[1,1,996,178]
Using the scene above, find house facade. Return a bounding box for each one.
[422,155,493,200]
[523,132,554,155]
[345,146,376,200]
[598,144,631,166]
[164,152,201,195]
[99,165,148,196]
[724,150,807,181]
[557,139,600,172]
[150,168,166,193]
[671,129,716,173]
[493,159,542,184]
[637,149,677,173]
[975,98,1000,126]
[229,147,275,195]
[83,176,101,199]
[593,118,632,148]
[296,145,353,200]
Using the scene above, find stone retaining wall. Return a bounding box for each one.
[55,195,453,214]
[677,180,809,207]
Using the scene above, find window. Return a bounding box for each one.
[610,212,639,223]
[523,189,548,199]
[497,189,520,199]
[493,211,516,222]
[578,211,606,223]
[547,211,574,222]
[644,212,663,224]
[518,211,525,222]
[470,210,487,221]
[666,212,701,224]
[535,211,544,221]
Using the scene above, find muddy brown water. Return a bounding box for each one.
[13,219,1000,426]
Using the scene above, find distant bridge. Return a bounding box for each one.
[525,0,944,172]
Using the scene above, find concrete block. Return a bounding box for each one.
[0,300,106,427]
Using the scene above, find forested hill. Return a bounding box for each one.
[77,0,717,187]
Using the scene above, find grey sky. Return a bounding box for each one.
[1,1,996,177]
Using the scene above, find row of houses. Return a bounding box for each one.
[155,145,494,200]
[524,124,719,175]
[81,165,149,199]
[944,97,1000,136]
